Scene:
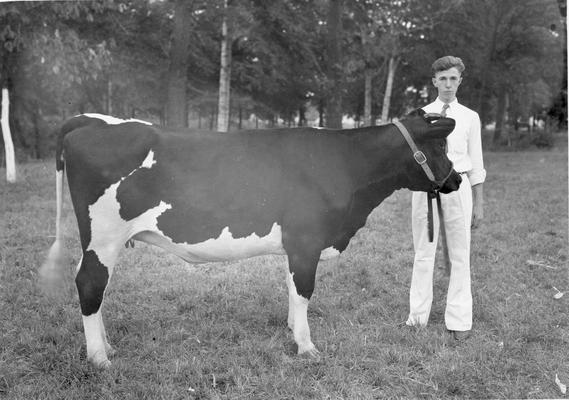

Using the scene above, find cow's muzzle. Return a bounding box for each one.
[437,169,462,194]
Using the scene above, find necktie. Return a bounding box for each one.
[441,103,450,152]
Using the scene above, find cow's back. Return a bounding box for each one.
[64,122,158,183]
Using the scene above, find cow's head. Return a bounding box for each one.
[397,109,461,194]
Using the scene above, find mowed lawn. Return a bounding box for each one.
[1,142,567,399]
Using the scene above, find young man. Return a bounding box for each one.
[406,56,486,341]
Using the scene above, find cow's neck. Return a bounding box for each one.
[355,124,410,197]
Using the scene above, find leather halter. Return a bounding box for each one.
[392,120,454,192]
[393,119,453,275]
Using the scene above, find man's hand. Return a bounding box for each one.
[471,183,484,229]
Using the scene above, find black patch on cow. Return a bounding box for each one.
[116,133,288,244]
[115,158,279,243]
[116,167,162,221]
[75,250,109,316]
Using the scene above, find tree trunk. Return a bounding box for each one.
[318,100,325,127]
[381,56,399,123]
[325,0,343,129]
[238,105,243,129]
[33,101,41,159]
[217,0,231,132]
[106,76,112,116]
[1,88,16,183]
[210,107,216,130]
[477,5,502,123]
[552,0,567,129]
[166,0,192,128]
[364,68,373,126]
[493,88,509,145]
[298,105,306,127]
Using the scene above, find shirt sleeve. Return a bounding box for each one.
[467,112,486,186]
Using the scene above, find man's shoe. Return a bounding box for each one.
[450,330,471,341]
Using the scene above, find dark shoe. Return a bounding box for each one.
[450,330,471,341]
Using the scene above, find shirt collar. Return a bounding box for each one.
[435,97,459,108]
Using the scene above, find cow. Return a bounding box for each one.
[40,110,461,368]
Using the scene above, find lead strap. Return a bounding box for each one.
[427,191,451,276]
[436,192,451,276]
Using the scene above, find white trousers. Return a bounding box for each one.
[406,176,473,331]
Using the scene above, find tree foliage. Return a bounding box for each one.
[0,0,564,157]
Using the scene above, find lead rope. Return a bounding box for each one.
[430,102,451,276]
[427,191,451,276]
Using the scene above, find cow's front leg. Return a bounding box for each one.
[284,265,295,330]
[283,242,320,357]
[285,271,318,356]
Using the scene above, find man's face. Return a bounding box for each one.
[432,67,462,103]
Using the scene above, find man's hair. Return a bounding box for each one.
[431,56,465,76]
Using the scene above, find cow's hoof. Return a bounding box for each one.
[94,359,112,369]
[89,353,112,369]
[105,346,116,357]
[298,344,320,359]
[89,359,111,369]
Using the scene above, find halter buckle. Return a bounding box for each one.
[413,151,427,165]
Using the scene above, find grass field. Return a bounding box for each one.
[1,139,567,399]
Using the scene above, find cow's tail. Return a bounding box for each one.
[38,123,69,297]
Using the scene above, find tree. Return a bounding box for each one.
[217,0,231,132]
[431,0,563,141]
[231,0,323,127]
[377,0,455,121]
[2,1,146,162]
[216,0,255,132]
[166,0,193,127]
[325,0,343,128]
[1,88,15,182]
[344,2,387,126]
[342,0,455,125]
[0,5,19,182]
[0,2,109,171]
[380,37,400,123]
[548,0,567,129]
[3,0,564,159]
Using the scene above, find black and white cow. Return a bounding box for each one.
[40,110,461,368]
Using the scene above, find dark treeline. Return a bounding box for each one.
[0,0,565,159]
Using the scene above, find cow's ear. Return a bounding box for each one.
[426,118,456,139]
[423,112,443,123]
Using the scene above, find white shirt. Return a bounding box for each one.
[423,98,486,186]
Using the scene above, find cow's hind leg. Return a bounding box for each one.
[75,249,118,368]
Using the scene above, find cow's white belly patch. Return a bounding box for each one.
[134,223,286,263]
[80,113,152,126]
